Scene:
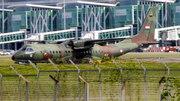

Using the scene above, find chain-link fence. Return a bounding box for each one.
[1,57,180,101]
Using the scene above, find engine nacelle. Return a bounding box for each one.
[68,40,94,50]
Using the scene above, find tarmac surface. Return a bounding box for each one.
[121,53,180,63]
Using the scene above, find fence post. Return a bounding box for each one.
[10,66,29,101]
[0,73,2,101]
[28,60,40,101]
[160,57,170,101]
[136,58,146,101]
[49,75,59,101]
[111,59,123,98]
[79,76,89,101]
[89,59,101,101]
[69,59,81,101]
[26,82,29,101]
[122,76,131,101]
[19,76,21,101]
[48,59,60,100]
[159,76,165,101]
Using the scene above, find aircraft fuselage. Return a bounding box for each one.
[12,41,138,63]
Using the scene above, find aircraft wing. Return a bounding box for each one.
[85,37,131,43]
[67,37,131,50]
[24,37,130,47]
[23,40,64,44]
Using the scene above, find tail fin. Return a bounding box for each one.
[132,7,158,43]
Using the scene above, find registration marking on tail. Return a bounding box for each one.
[145,25,150,29]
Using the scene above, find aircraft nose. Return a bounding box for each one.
[12,55,15,60]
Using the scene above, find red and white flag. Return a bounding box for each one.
[145,25,150,29]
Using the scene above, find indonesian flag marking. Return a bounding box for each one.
[120,49,123,53]
[145,25,150,29]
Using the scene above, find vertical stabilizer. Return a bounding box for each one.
[132,7,158,43]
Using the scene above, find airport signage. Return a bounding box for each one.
[115,9,126,16]
[176,6,180,13]
[12,15,21,21]
[62,12,72,18]
[168,30,178,40]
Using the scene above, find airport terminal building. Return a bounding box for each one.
[0,0,179,51]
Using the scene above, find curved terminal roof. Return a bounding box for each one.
[56,1,118,7]
[7,4,62,9]
[2,0,176,9]
[0,9,13,12]
[56,0,175,6]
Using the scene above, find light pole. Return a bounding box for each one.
[63,0,66,30]
[2,0,4,33]
[2,0,4,50]
[75,6,79,26]
[165,0,167,27]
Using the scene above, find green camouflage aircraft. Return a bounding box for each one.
[12,7,158,64]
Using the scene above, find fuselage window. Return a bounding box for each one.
[96,51,97,54]
[53,51,55,54]
[65,51,67,54]
[86,51,88,53]
[89,51,91,53]
[71,51,73,53]
[50,51,51,54]
[59,51,61,53]
[56,51,58,53]
[68,51,70,53]
[40,51,42,54]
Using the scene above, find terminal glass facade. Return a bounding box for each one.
[1,0,180,50]
[2,2,180,34]
[109,6,134,28]
[9,12,29,32]
[57,9,80,30]
[0,12,8,33]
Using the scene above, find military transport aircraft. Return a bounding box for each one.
[12,7,158,64]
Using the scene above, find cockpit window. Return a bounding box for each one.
[21,48,26,51]
[26,48,34,52]
[30,48,34,52]
[26,48,30,52]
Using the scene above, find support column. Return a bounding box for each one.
[15,42,17,51]
[2,0,4,33]
[132,6,134,24]
[63,0,66,30]
[2,44,4,50]
[165,1,167,27]
[8,43,10,49]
